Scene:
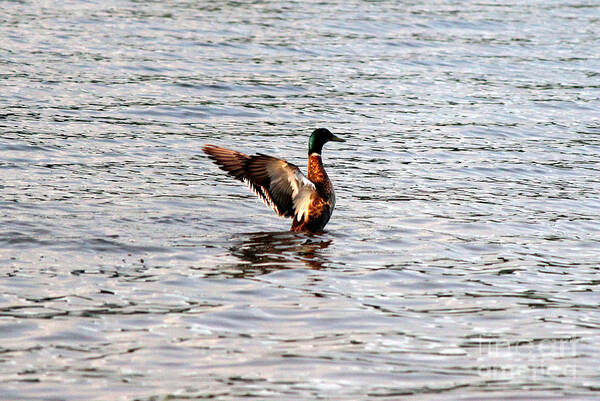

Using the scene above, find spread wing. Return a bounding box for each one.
[202,144,316,219]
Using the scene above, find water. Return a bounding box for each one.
[1,0,599,399]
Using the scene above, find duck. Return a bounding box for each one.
[202,128,345,233]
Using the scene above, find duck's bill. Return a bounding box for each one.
[330,134,346,142]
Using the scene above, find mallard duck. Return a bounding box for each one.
[202,128,345,232]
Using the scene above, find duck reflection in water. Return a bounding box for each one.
[225,231,332,277]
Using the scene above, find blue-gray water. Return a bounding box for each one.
[1,1,599,400]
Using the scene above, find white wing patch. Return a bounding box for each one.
[292,170,316,223]
[293,185,314,223]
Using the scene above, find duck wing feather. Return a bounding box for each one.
[203,144,316,219]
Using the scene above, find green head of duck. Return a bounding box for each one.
[308,128,345,154]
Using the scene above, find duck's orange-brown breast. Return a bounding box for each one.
[307,154,328,184]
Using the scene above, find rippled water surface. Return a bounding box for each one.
[2,1,600,400]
